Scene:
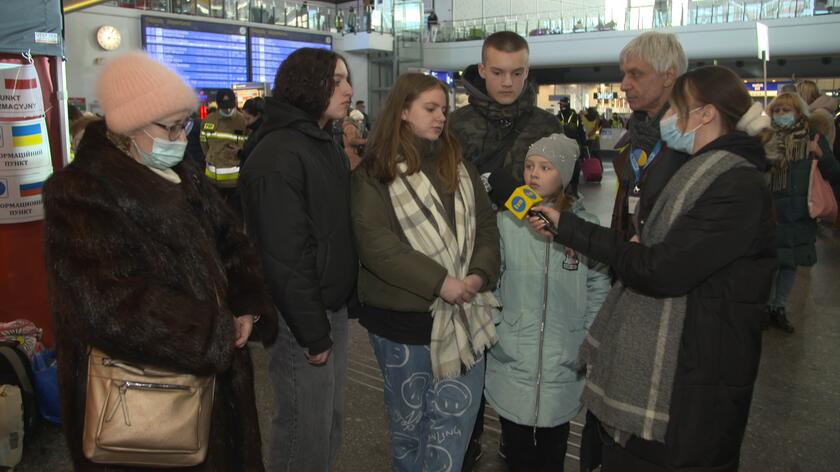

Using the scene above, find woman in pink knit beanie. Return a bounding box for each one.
[42,52,278,471]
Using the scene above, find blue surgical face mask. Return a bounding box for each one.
[773,113,796,128]
[133,130,187,170]
[659,107,705,155]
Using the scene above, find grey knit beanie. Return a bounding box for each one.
[526,133,580,189]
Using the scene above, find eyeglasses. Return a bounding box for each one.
[152,117,194,140]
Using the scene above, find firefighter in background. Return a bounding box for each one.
[201,88,247,203]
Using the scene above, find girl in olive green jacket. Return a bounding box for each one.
[350,73,500,471]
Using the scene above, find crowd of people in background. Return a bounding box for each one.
[53,25,840,472]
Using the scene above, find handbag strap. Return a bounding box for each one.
[89,347,186,378]
[0,345,33,394]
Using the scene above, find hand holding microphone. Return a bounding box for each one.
[528,206,561,238]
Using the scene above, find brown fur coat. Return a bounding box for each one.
[808,97,837,151]
[43,120,277,471]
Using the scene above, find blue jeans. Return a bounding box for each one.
[769,268,797,308]
[370,334,485,472]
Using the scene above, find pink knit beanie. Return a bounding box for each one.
[98,52,197,134]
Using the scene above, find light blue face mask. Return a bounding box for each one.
[133,131,187,170]
[773,113,796,128]
[659,107,705,155]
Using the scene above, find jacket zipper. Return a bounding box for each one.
[532,237,551,444]
[105,380,192,426]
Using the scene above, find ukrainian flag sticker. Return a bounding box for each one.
[11,122,42,147]
[0,117,52,174]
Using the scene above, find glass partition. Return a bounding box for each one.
[105,0,338,33]
[98,0,840,38]
[437,0,834,42]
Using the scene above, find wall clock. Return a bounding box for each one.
[96,25,121,51]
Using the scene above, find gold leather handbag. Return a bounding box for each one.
[82,347,215,467]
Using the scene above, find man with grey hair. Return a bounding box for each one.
[610,31,691,243]
[578,31,691,471]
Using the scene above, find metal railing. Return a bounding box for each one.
[433,0,839,43]
[101,0,389,34]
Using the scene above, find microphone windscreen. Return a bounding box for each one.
[487,170,520,207]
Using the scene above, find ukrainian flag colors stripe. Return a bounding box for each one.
[11,123,42,147]
[11,123,41,137]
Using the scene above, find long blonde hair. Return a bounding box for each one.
[552,191,574,213]
[796,80,820,105]
[362,73,461,192]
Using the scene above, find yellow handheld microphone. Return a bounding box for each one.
[489,171,559,236]
[504,185,543,220]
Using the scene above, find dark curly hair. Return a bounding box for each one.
[273,48,350,121]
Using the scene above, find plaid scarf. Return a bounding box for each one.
[388,161,498,380]
[767,116,810,191]
[578,150,754,444]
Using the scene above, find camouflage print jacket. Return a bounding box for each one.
[450,65,562,182]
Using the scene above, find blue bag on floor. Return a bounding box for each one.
[30,349,60,424]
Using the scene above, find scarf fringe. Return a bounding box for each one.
[768,117,810,192]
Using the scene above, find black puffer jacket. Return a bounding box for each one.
[238,116,263,167]
[558,132,776,471]
[240,97,358,355]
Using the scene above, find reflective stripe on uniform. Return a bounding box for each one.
[199,129,247,144]
[205,164,240,182]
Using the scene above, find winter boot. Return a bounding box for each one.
[770,306,795,333]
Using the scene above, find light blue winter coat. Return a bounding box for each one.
[485,202,610,427]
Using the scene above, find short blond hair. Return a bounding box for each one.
[620,32,687,77]
[768,92,810,118]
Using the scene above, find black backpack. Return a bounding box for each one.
[0,342,38,445]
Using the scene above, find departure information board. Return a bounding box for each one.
[142,16,248,89]
[250,28,331,83]
[430,70,455,87]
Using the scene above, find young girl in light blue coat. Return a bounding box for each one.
[485,134,610,471]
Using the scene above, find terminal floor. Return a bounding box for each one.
[17,161,840,471]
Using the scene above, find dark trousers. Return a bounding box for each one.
[460,397,485,472]
[583,412,671,472]
[499,417,570,472]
